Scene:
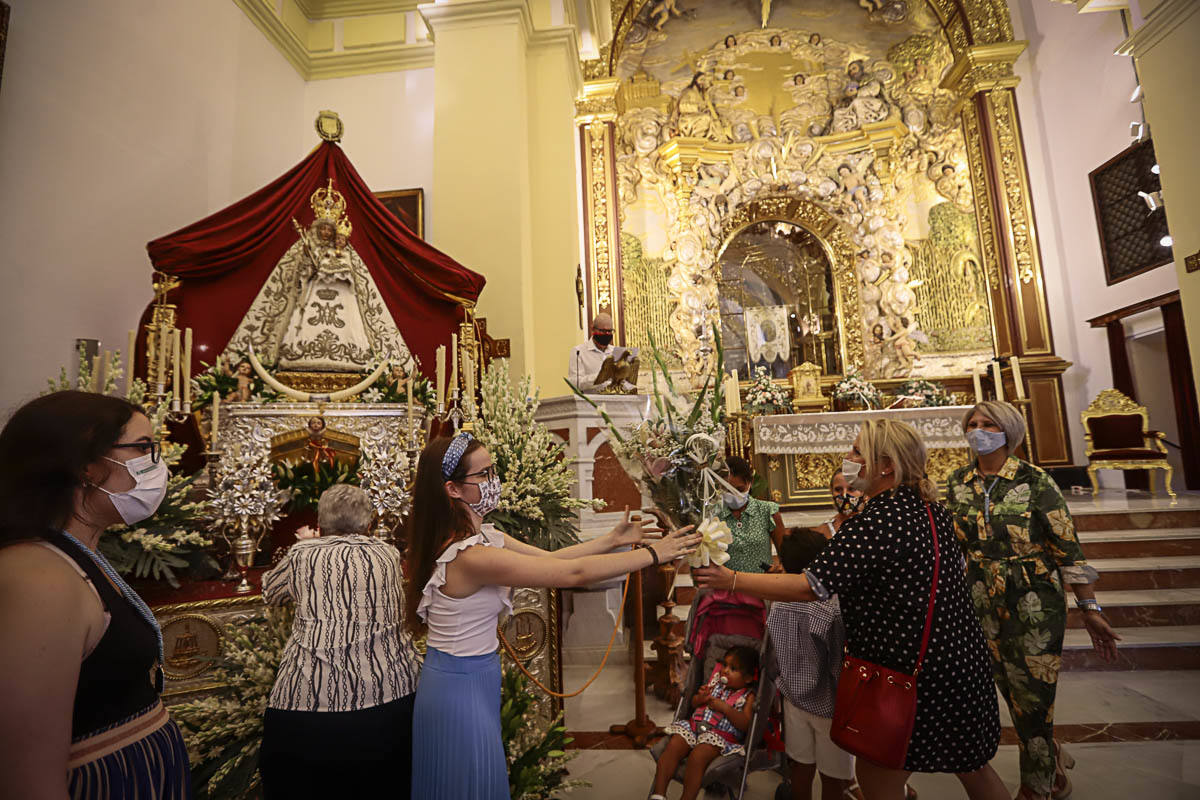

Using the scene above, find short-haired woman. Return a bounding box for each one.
[0,391,190,799]
[406,433,700,799]
[717,456,787,573]
[260,483,421,799]
[947,401,1119,800]
[695,419,1007,800]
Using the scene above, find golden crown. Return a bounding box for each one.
[310,179,347,223]
[336,217,353,238]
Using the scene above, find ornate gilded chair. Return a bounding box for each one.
[1080,389,1176,499]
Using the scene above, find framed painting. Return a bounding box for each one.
[375,188,425,240]
[1089,139,1173,285]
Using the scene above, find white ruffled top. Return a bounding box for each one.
[417,523,514,657]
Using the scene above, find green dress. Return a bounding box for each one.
[716,497,780,573]
[946,456,1095,795]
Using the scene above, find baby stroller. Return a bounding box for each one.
[649,594,787,798]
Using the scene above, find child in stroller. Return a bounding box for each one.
[649,645,760,800]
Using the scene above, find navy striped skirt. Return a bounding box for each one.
[412,647,509,800]
[67,701,191,799]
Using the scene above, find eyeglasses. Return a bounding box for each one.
[460,464,497,482]
[113,440,161,464]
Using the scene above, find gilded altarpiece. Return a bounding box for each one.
[578,0,1073,471]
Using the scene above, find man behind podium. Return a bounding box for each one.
[568,312,615,392]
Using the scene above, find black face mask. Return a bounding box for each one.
[593,333,613,347]
[834,493,864,515]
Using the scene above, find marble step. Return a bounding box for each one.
[1062,624,1200,671]
[1072,509,1200,533]
[1078,529,1200,558]
[1068,589,1200,628]
[1090,556,1200,590]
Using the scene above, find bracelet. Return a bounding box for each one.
[644,544,660,568]
[731,571,738,593]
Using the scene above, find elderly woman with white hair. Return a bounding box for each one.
[259,483,420,799]
[946,401,1119,800]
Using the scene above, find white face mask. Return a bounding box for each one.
[722,489,749,510]
[842,458,869,493]
[97,453,169,525]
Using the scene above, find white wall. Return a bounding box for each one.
[303,69,436,238]
[1010,0,1180,473]
[0,0,308,410]
[1127,321,1184,485]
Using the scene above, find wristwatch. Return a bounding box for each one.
[1079,598,1103,614]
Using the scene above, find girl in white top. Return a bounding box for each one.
[406,432,700,800]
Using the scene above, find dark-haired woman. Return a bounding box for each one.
[717,456,787,573]
[0,391,191,799]
[406,432,701,800]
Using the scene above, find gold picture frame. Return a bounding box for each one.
[375,188,425,240]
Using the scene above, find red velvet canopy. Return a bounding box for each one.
[140,141,484,377]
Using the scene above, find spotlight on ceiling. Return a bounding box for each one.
[1138,190,1163,212]
[1130,84,1143,103]
[1129,121,1144,141]
[1151,163,1160,175]
[1160,235,1174,247]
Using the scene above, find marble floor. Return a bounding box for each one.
[561,665,1200,798]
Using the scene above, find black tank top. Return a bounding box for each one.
[44,531,161,739]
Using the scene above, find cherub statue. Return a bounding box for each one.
[388,362,410,395]
[222,358,255,402]
[648,0,682,31]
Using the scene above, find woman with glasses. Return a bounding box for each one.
[0,391,190,799]
[405,432,701,799]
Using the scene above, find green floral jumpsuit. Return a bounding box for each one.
[946,456,1096,795]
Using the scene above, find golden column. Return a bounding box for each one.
[576,76,625,343]
[943,43,1074,467]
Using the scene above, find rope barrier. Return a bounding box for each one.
[498,571,633,698]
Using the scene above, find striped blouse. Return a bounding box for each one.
[263,535,420,712]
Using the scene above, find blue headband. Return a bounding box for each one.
[442,432,473,479]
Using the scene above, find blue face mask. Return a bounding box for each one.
[723,489,749,510]
[967,428,1007,455]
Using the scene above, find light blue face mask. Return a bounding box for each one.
[723,490,749,510]
[967,428,1007,455]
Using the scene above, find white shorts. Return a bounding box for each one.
[782,700,855,780]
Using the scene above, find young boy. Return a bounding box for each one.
[768,527,854,800]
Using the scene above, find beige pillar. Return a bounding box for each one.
[421,0,582,393]
[1119,0,1200,402]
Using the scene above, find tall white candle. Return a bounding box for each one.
[101,351,113,394]
[126,330,137,395]
[450,333,458,394]
[183,328,193,405]
[211,395,220,448]
[171,330,181,409]
[1011,356,1025,400]
[406,376,414,437]
[89,353,101,392]
[435,345,446,408]
[972,364,983,404]
[157,329,169,387]
[991,361,1005,402]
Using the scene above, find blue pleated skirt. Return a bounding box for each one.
[412,647,510,800]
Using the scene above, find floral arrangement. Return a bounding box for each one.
[569,329,727,529]
[743,366,792,415]
[100,440,218,588]
[191,353,281,407]
[894,378,953,407]
[358,447,412,538]
[271,458,360,515]
[205,450,288,540]
[358,364,437,414]
[831,370,883,409]
[173,606,295,799]
[476,358,603,551]
[501,667,587,799]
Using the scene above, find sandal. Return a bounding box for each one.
[1052,741,1075,800]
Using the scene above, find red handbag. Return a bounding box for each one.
[830,503,940,769]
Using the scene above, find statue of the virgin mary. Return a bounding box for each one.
[223,180,413,376]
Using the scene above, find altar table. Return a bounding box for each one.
[752,406,973,508]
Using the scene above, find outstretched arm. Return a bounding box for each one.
[693,563,816,602]
[501,508,660,559]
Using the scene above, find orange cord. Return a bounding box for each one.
[498,573,632,698]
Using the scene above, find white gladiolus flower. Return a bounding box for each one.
[687,518,732,569]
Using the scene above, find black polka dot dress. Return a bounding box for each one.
[806,486,1000,773]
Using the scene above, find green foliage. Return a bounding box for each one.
[190,353,281,408]
[174,606,295,800]
[272,458,360,514]
[501,668,586,799]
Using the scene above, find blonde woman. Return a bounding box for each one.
[695,420,1005,800]
[947,401,1118,800]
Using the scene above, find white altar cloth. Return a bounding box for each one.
[753,406,973,454]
